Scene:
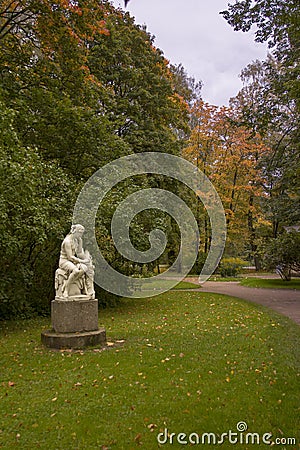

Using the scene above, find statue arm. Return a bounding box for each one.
[64,239,81,264]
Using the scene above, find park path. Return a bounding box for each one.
[184,278,300,326]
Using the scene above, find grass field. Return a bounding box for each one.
[172,281,199,290]
[240,277,300,290]
[1,291,299,449]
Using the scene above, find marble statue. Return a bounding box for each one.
[55,224,95,299]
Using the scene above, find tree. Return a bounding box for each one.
[221,0,300,119]
[220,0,300,67]
[0,1,194,316]
[0,99,75,318]
[230,58,300,238]
[87,8,190,156]
[0,0,119,176]
[264,231,300,280]
[183,100,270,266]
[1,1,190,171]
[169,63,202,107]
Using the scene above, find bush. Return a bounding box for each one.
[219,257,247,278]
[263,230,300,281]
[0,102,75,319]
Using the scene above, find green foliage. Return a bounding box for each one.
[233,57,300,232]
[0,100,75,318]
[263,231,300,280]
[219,257,247,278]
[0,1,195,318]
[1,292,299,448]
[87,8,189,155]
[220,0,300,59]
[222,0,300,238]
[169,63,202,107]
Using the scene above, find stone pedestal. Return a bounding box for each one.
[51,296,99,333]
[41,296,106,350]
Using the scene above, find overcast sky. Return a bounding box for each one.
[110,0,269,106]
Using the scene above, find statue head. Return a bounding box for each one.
[70,224,85,235]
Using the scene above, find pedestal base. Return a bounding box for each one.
[52,296,99,333]
[41,328,106,350]
[42,296,106,349]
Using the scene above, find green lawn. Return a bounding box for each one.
[0,292,299,449]
[172,281,199,290]
[208,275,244,282]
[240,277,300,290]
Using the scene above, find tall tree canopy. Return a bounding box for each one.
[219,0,300,270]
[0,0,194,318]
[221,0,300,106]
[183,100,270,264]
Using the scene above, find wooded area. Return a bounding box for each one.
[0,0,299,318]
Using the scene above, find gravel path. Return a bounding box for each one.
[184,278,300,326]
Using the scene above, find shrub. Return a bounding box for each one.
[219,257,247,278]
[263,230,300,280]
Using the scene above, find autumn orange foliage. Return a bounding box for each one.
[183,100,271,254]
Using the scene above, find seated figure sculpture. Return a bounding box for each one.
[55,224,95,299]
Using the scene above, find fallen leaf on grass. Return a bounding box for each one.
[134,433,142,444]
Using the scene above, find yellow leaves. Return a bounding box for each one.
[183,99,270,244]
[169,93,189,112]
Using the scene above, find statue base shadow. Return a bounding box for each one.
[41,296,106,350]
